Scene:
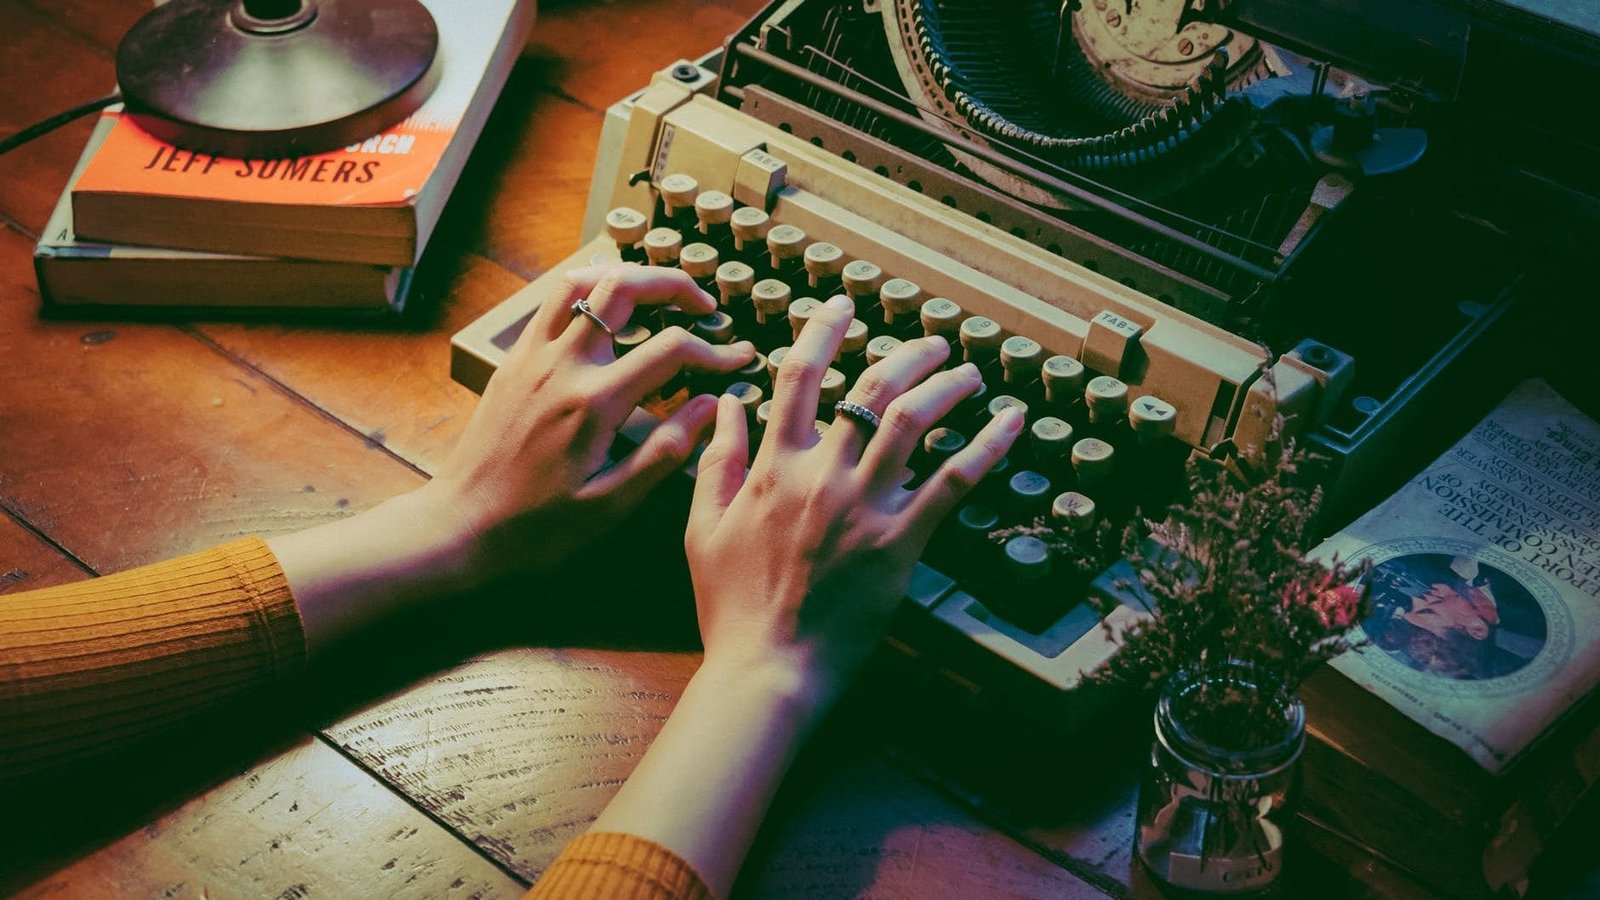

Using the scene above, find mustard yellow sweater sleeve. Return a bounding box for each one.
[527,832,713,900]
[0,537,306,782]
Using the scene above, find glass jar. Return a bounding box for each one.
[1134,660,1306,895]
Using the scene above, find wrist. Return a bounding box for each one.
[696,644,838,734]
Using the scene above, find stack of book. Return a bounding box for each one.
[34,0,536,315]
[1302,379,1600,898]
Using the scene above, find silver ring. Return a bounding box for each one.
[570,297,615,336]
[834,400,881,432]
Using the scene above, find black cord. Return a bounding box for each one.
[0,92,122,156]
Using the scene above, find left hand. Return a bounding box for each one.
[421,263,756,580]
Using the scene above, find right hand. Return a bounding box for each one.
[684,294,1023,715]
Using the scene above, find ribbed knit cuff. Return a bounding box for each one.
[0,537,307,781]
[527,832,713,900]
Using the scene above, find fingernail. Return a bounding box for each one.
[1002,407,1026,432]
[923,334,948,349]
[958,362,980,378]
[825,295,852,311]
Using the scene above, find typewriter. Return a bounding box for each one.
[453,0,1598,714]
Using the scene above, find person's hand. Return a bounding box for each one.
[421,263,757,579]
[685,294,1023,714]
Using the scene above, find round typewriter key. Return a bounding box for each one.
[956,503,1000,538]
[692,310,735,344]
[659,173,699,215]
[1007,470,1053,517]
[819,367,848,406]
[839,318,870,358]
[1085,375,1129,424]
[1042,355,1086,406]
[920,297,964,340]
[755,399,774,429]
[842,259,884,299]
[1072,437,1115,486]
[1003,535,1053,580]
[959,316,1004,362]
[723,381,764,416]
[766,346,789,382]
[788,297,823,339]
[694,190,734,228]
[923,426,967,466]
[803,242,845,285]
[731,206,772,246]
[643,227,683,266]
[879,278,922,316]
[1001,336,1044,385]
[604,206,648,247]
[612,323,651,355]
[679,242,719,280]
[1051,491,1096,532]
[715,261,755,304]
[751,279,791,322]
[987,394,1028,423]
[767,224,807,268]
[1129,394,1178,440]
[734,351,768,387]
[865,334,902,367]
[813,419,831,438]
[1030,416,1074,462]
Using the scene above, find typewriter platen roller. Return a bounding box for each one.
[453,0,1590,713]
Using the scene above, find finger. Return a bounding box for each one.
[905,406,1025,540]
[597,327,756,414]
[769,295,854,449]
[578,392,719,511]
[689,392,750,540]
[861,363,984,486]
[827,335,950,458]
[525,265,621,344]
[574,265,718,352]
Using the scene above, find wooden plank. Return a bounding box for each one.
[325,648,1108,898]
[11,0,146,58]
[0,223,424,572]
[0,0,114,233]
[530,0,760,112]
[11,738,525,899]
[0,510,92,592]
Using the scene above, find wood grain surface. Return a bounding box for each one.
[6,1,1589,898]
[0,0,1112,897]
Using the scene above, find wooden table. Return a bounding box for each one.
[1,2,1594,898]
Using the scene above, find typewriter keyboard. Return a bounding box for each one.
[452,88,1303,694]
[601,185,1194,638]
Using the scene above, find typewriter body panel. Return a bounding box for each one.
[453,0,1591,712]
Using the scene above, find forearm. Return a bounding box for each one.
[0,538,304,782]
[267,484,480,657]
[588,653,827,898]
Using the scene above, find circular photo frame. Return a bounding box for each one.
[1352,537,1573,698]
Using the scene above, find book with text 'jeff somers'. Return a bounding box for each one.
[1301,379,1600,898]
[70,0,536,267]
[37,112,413,314]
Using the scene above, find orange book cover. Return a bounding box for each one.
[75,110,456,207]
[70,0,535,265]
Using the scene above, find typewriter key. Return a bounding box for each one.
[692,310,735,344]
[1051,491,1097,532]
[1129,395,1177,440]
[767,224,807,273]
[680,242,719,284]
[612,323,651,356]
[788,297,823,340]
[723,381,764,416]
[766,347,789,383]
[1042,355,1086,408]
[730,207,772,248]
[1030,416,1074,466]
[1071,438,1115,486]
[694,190,733,236]
[734,351,768,388]
[1085,375,1129,426]
[839,318,870,359]
[923,426,967,467]
[960,316,1004,368]
[658,173,699,223]
[819,367,848,406]
[865,335,902,367]
[1001,336,1044,388]
[715,261,755,307]
[920,298,964,342]
[1007,470,1053,517]
[803,242,845,291]
[842,260,884,301]
[643,227,683,267]
[604,206,649,261]
[751,278,791,324]
[987,394,1028,423]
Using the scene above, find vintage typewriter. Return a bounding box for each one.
[453,0,1598,714]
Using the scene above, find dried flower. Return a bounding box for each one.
[1028,416,1372,749]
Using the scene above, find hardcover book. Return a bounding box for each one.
[37,114,413,314]
[1302,379,1600,898]
[69,0,536,266]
